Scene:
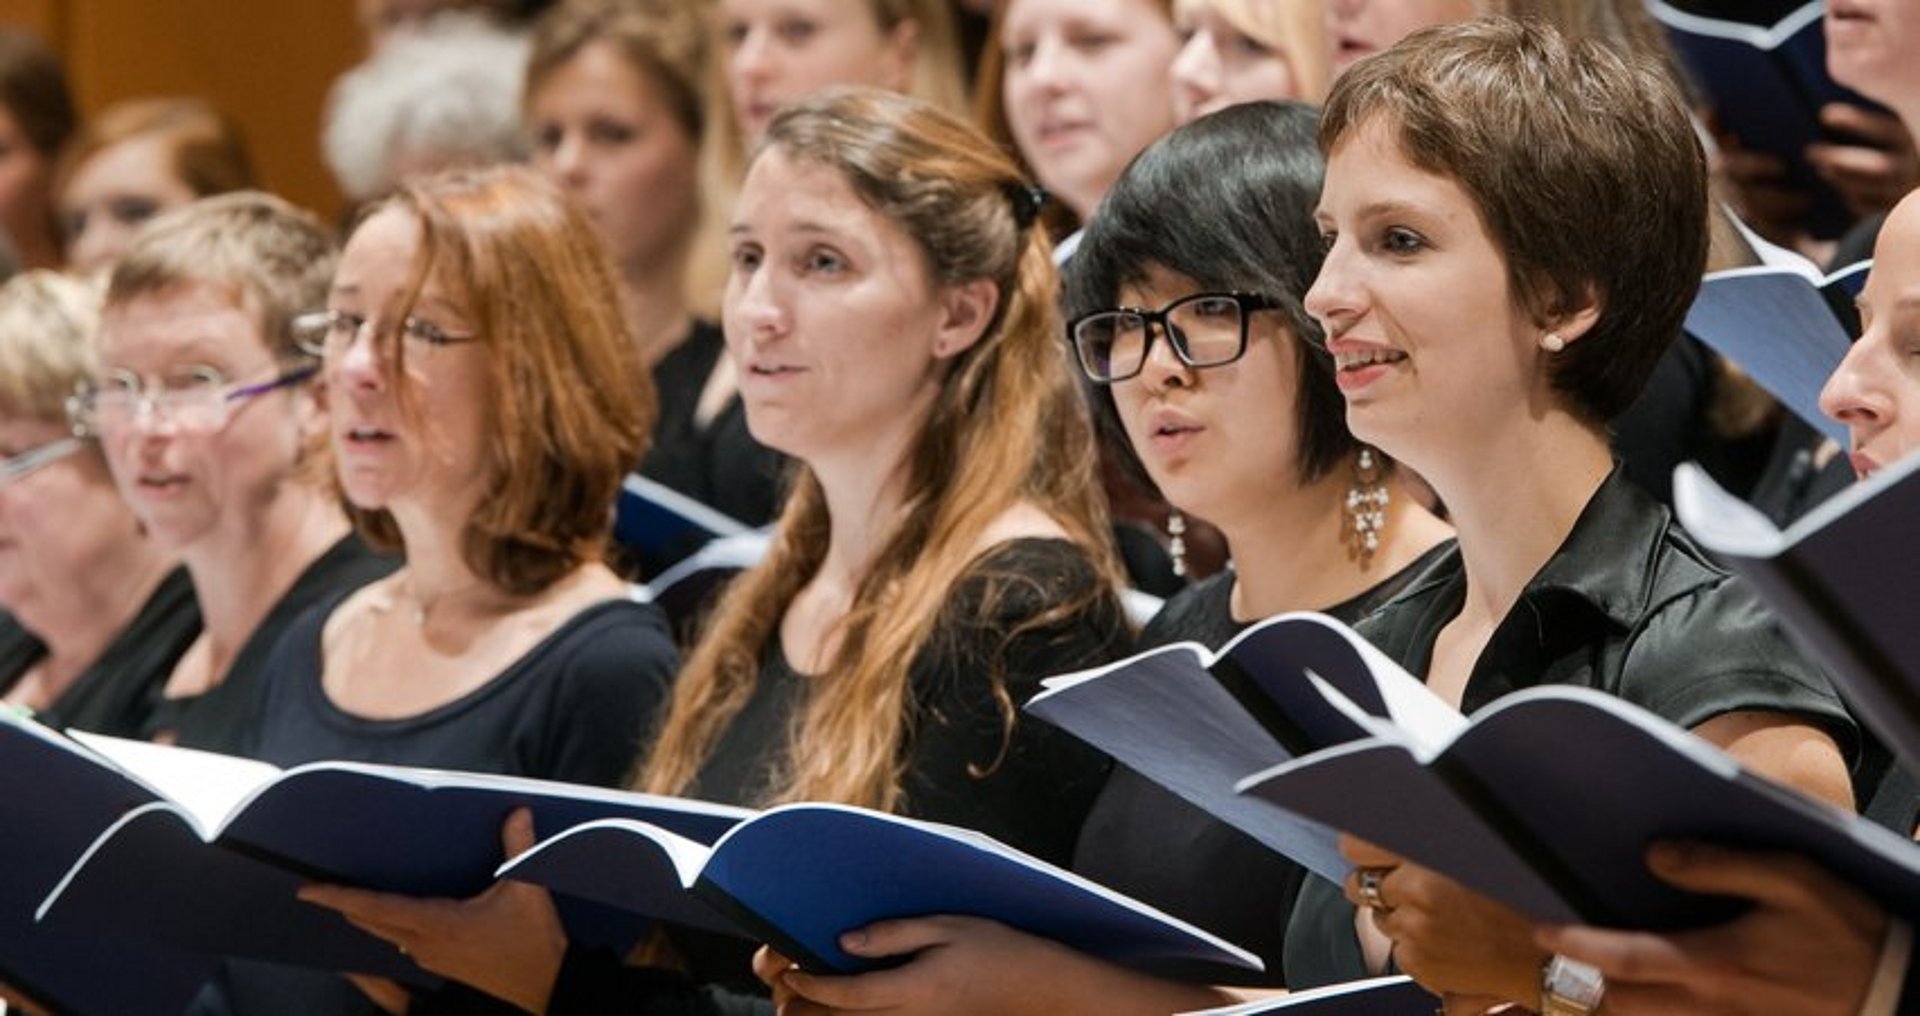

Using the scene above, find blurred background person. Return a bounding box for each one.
[54,97,257,276]
[524,0,787,563]
[0,27,75,273]
[322,11,532,207]
[686,0,969,312]
[1169,0,1330,123]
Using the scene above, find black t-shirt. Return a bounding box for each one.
[0,567,202,738]
[149,534,396,755]
[217,592,679,1016]
[551,537,1131,1014]
[1072,545,1447,987]
[635,321,787,575]
[1283,469,1856,989]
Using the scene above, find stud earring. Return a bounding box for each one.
[1540,332,1566,353]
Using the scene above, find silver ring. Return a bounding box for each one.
[1358,866,1393,914]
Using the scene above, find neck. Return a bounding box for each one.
[1417,413,1612,626]
[1213,466,1448,621]
[383,498,524,627]
[17,536,176,694]
[808,433,920,596]
[624,254,694,368]
[183,483,349,677]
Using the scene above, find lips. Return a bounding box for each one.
[1850,450,1880,478]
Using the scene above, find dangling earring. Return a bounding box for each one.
[1540,331,1566,353]
[1342,447,1390,570]
[1167,509,1188,578]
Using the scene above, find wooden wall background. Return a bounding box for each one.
[0,0,363,222]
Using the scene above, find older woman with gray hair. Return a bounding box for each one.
[322,11,532,203]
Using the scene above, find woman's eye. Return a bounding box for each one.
[730,245,763,271]
[776,18,818,44]
[723,21,749,47]
[1381,228,1425,255]
[589,120,636,145]
[1005,41,1037,68]
[532,124,564,153]
[803,249,846,274]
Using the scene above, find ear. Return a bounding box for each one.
[1545,284,1602,349]
[876,18,921,94]
[932,278,1000,360]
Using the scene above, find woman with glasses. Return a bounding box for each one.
[74,192,396,755]
[1285,19,1858,1008]
[301,87,1128,1015]
[245,163,678,1013]
[756,101,1452,1016]
[0,269,196,736]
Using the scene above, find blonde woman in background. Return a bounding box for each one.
[525,0,787,553]
[53,98,256,275]
[685,0,968,312]
[1169,0,1330,123]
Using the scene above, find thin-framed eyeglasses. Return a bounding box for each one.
[66,362,321,437]
[0,436,84,487]
[1066,291,1284,384]
[292,309,479,360]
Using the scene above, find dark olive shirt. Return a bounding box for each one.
[1284,468,1856,988]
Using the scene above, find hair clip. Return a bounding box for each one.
[1006,182,1048,230]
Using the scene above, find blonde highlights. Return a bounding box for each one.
[642,88,1118,810]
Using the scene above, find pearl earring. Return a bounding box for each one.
[1540,332,1566,353]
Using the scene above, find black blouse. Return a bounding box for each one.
[1072,544,1448,987]
[1283,468,1856,988]
[550,537,1132,1014]
[635,321,787,575]
[0,567,201,738]
[149,534,396,754]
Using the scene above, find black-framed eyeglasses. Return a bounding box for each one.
[1066,291,1283,384]
[66,362,321,437]
[0,436,84,487]
[292,309,479,359]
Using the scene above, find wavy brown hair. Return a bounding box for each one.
[642,87,1119,810]
[348,165,653,596]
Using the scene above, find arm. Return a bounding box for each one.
[754,918,1234,1016]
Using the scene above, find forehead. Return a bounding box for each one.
[736,149,874,226]
[1007,0,1147,33]
[98,281,265,365]
[721,0,870,23]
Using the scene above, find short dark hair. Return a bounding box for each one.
[1320,16,1709,423]
[0,27,73,156]
[1065,100,1355,487]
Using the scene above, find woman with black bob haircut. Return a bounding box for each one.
[756,100,1450,1014]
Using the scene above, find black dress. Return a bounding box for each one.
[549,538,1132,1015]
[0,567,201,738]
[1282,469,1856,988]
[634,321,787,575]
[213,593,680,1016]
[1072,544,1447,987]
[147,534,396,754]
